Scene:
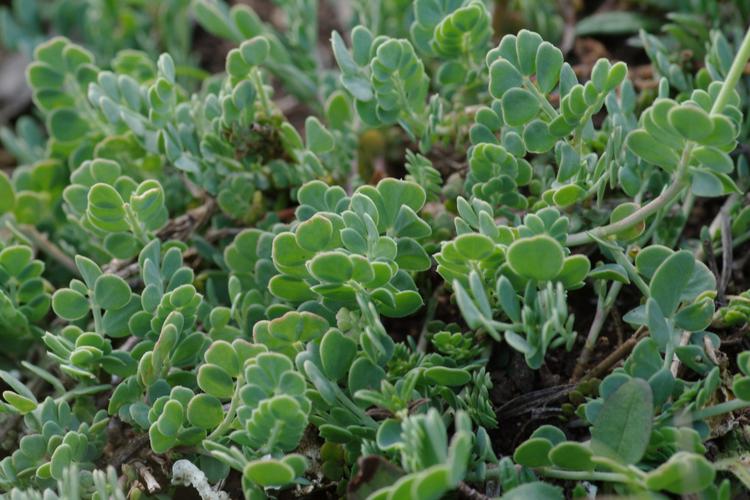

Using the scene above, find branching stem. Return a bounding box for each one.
[566,25,750,247]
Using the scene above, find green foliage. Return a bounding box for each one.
[0,243,50,352]
[1,1,750,499]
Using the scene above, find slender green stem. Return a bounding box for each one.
[91,304,104,335]
[207,375,243,441]
[572,94,607,152]
[572,281,623,380]
[537,467,636,484]
[711,26,750,115]
[663,341,675,371]
[124,204,150,245]
[691,398,750,421]
[252,68,272,117]
[525,79,559,119]
[567,146,692,246]
[566,24,750,247]
[417,285,442,353]
[611,247,650,296]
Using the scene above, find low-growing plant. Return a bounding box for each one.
[0,0,750,498]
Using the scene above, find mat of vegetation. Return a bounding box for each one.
[0,0,750,498]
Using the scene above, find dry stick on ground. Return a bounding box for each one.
[571,281,624,381]
[582,326,647,381]
[702,232,721,292]
[695,193,741,261]
[103,198,218,280]
[14,224,78,275]
[495,384,576,419]
[111,434,151,469]
[670,330,691,377]
[457,481,492,500]
[133,460,161,494]
[719,206,734,301]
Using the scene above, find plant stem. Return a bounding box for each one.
[691,398,750,421]
[91,304,104,335]
[572,281,623,381]
[124,204,150,245]
[525,78,559,119]
[252,68,272,117]
[711,25,750,115]
[537,467,635,484]
[10,223,78,275]
[566,24,750,247]
[566,148,692,246]
[206,375,243,441]
[582,326,647,381]
[417,285,442,353]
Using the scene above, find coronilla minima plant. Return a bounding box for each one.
[0,0,750,498]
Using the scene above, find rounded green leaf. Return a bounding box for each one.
[226,49,250,78]
[530,425,566,445]
[375,418,403,451]
[104,232,140,259]
[197,364,234,400]
[610,202,645,241]
[52,289,89,321]
[149,423,177,454]
[454,234,494,261]
[625,129,680,170]
[500,482,563,500]
[305,116,335,154]
[295,215,333,253]
[523,119,556,153]
[732,376,750,401]
[552,184,585,208]
[590,378,653,464]
[489,59,522,98]
[205,340,241,377]
[50,443,72,480]
[668,105,712,142]
[506,235,564,281]
[20,435,46,461]
[423,366,471,386]
[282,454,307,478]
[309,252,353,283]
[414,465,452,499]
[645,452,715,494]
[606,62,628,91]
[240,36,270,66]
[268,275,317,302]
[535,42,563,94]
[87,183,128,232]
[48,108,89,142]
[691,146,733,174]
[187,394,224,430]
[649,250,694,316]
[93,274,131,310]
[3,391,37,413]
[513,438,552,467]
[0,245,33,277]
[244,459,296,487]
[557,254,591,288]
[320,329,357,381]
[502,88,540,127]
[348,357,385,394]
[156,399,184,437]
[548,442,594,471]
